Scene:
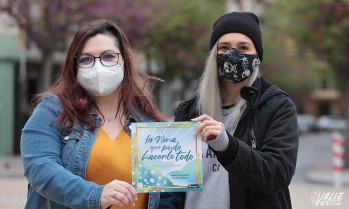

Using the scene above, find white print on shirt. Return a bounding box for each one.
[203,147,221,172]
[203,147,216,158]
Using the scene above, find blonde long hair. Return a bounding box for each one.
[197,42,260,131]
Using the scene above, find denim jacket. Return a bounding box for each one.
[21,94,174,209]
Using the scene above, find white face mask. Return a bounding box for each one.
[77,60,124,96]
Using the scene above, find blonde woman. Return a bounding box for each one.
[174,12,299,209]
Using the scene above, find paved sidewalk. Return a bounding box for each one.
[1,155,349,209]
[306,167,349,186]
[0,156,27,209]
[0,177,27,209]
[0,156,23,178]
[291,162,349,209]
[290,183,349,209]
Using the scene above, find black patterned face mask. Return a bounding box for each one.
[217,48,260,83]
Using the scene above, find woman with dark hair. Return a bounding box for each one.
[21,19,173,209]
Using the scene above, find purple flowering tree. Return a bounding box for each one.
[1,0,224,91]
[0,0,166,90]
[1,0,88,89]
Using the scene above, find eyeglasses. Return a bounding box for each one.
[75,52,122,68]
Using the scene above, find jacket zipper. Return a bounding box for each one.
[249,120,257,149]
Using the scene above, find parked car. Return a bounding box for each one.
[315,115,348,132]
[297,114,316,134]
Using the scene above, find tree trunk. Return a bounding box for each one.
[38,51,54,92]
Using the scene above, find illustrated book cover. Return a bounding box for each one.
[130,121,203,193]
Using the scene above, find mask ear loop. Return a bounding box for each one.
[118,60,125,68]
[251,58,260,70]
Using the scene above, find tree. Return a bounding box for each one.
[134,0,225,81]
[82,0,165,49]
[72,0,225,82]
[1,0,225,90]
[258,14,315,96]
[0,0,167,91]
[268,0,349,168]
[1,0,86,90]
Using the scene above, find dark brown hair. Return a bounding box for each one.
[33,19,165,130]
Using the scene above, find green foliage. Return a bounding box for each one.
[268,0,349,90]
[258,16,314,94]
[138,0,225,80]
[0,0,225,87]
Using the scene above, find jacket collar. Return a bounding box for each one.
[240,77,264,111]
[240,77,289,112]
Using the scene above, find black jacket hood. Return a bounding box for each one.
[241,77,288,111]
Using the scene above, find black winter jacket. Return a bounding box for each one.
[173,78,299,209]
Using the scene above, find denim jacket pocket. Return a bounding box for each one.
[60,129,82,168]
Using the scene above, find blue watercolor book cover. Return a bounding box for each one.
[130,121,203,193]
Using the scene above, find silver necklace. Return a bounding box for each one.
[104,109,122,123]
[106,117,116,122]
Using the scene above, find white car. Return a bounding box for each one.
[297,114,316,134]
[315,115,348,132]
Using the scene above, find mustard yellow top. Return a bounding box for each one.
[86,128,148,209]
